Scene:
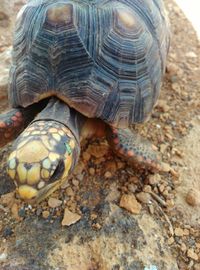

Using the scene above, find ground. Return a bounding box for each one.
[0,0,200,269]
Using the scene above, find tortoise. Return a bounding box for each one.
[0,0,170,203]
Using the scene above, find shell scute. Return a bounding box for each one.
[10,0,170,127]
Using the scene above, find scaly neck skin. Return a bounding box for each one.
[80,118,106,142]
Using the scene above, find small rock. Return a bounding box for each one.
[87,143,109,158]
[180,243,187,252]
[156,100,170,112]
[0,253,7,262]
[174,227,184,237]
[104,171,112,178]
[127,183,137,193]
[42,211,50,219]
[167,237,174,245]
[105,161,117,173]
[0,192,15,207]
[62,208,81,226]
[119,194,142,214]
[11,203,21,221]
[185,189,200,206]
[186,51,197,58]
[136,192,151,204]
[89,167,95,175]
[148,205,154,215]
[82,152,91,161]
[48,198,62,208]
[187,249,199,261]
[143,185,152,193]
[194,263,200,270]
[148,174,161,185]
[65,187,74,197]
[72,179,79,187]
[160,162,171,172]
[3,227,13,238]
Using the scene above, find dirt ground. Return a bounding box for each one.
[0,0,200,269]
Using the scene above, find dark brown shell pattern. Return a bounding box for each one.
[9,0,170,128]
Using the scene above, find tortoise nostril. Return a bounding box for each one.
[48,160,65,184]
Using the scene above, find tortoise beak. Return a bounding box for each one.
[17,179,63,204]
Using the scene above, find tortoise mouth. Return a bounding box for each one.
[18,180,62,204]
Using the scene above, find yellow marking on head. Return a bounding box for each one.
[38,181,45,189]
[31,131,41,135]
[18,185,38,200]
[7,169,16,179]
[22,131,30,137]
[47,4,72,24]
[8,151,16,161]
[58,130,65,136]
[50,139,57,147]
[52,133,61,141]
[49,153,59,162]
[17,139,31,149]
[41,169,50,179]
[49,128,58,133]
[117,9,135,28]
[69,139,75,149]
[8,158,16,170]
[17,163,27,183]
[16,140,48,163]
[27,164,41,185]
[43,158,51,169]
[63,155,72,178]
[26,126,35,131]
[42,136,54,150]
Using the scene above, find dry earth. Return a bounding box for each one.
[0,0,200,269]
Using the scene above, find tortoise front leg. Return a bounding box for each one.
[0,101,48,147]
[0,108,25,147]
[106,126,161,172]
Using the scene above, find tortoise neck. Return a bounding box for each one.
[32,97,86,144]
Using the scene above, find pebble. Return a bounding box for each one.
[180,243,187,252]
[174,227,184,237]
[136,192,151,204]
[0,253,7,262]
[148,174,161,185]
[48,198,62,208]
[89,167,95,175]
[105,161,117,173]
[143,185,152,193]
[11,203,21,221]
[0,192,15,207]
[187,249,199,261]
[72,179,79,187]
[148,205,154,215]
[87,144,109,158]
[82,152,91,161]
[185,189,200,206]
[3,227,13,238]
[119,194,142,214]
[65,187,74,197]
[61,208,81,226]
[42,211,50,219]
[186,51,197,58]
[167,237,175,245]
[104,171,112,178]
[194,264,200,270]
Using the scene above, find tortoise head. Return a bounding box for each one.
[7,120,78,203]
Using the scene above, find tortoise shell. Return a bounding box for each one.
[9,0,170,128]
